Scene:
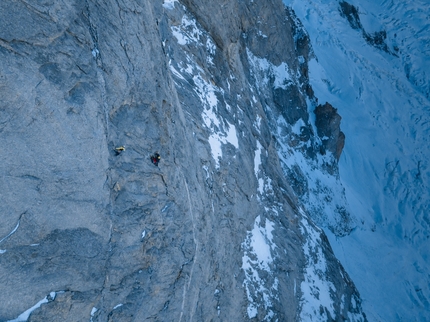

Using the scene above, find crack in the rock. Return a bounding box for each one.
[0,38,23,55]
[83,0,103,69]
[159,173,169,196]
[16,0,52,22]
[80,4,117,319]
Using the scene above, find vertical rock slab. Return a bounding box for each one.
[0,1,110,320]
[0,0,365,321]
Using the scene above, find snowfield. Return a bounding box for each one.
[284,0,430,320]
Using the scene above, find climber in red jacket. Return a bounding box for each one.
[151,152,161,166]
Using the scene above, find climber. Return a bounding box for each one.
[115,146,125,155]
[150,152,161,166]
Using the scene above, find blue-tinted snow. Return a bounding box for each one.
[284,0,430,320]
[272,62,293,90]
[291,118,306,136]
[247,40,346,320]
[162,0,178,10]
[0,219,22,256]
[247,49,294,90]
[195,74,239,167]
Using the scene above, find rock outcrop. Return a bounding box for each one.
[314,102,346,161]
[339,1,393,54]
[0,0,365,321]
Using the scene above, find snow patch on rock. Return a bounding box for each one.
[171,14,203,46]
[242,215,278,320]
[291,118,306,136]
[276,116,355,236]
[162,0,178,10]
[247,49,293,90]
[299,217,336,321]
[254,140,264,194]
[193,74,238,167]
[7,292,56,322]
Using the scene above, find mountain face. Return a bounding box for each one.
[284,0,430,321]
[0,1,363,320]
[4,0,426,321]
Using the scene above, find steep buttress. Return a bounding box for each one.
[0,0,365,321]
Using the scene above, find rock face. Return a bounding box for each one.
[339,1,393,54]
[0,0,365,321]
[314,102,345,161]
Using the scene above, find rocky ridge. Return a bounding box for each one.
[0,0,365,321]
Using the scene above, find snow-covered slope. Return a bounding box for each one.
[283,0,430,320]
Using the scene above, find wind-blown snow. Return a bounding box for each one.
[276,125,354,236]
[206,38,216,66]
[247,216,274,271]
[254,114,262,134]
[241,137,283,320]
[284,0,430,320]
[168,63,186,81]
[224,121,238,149]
